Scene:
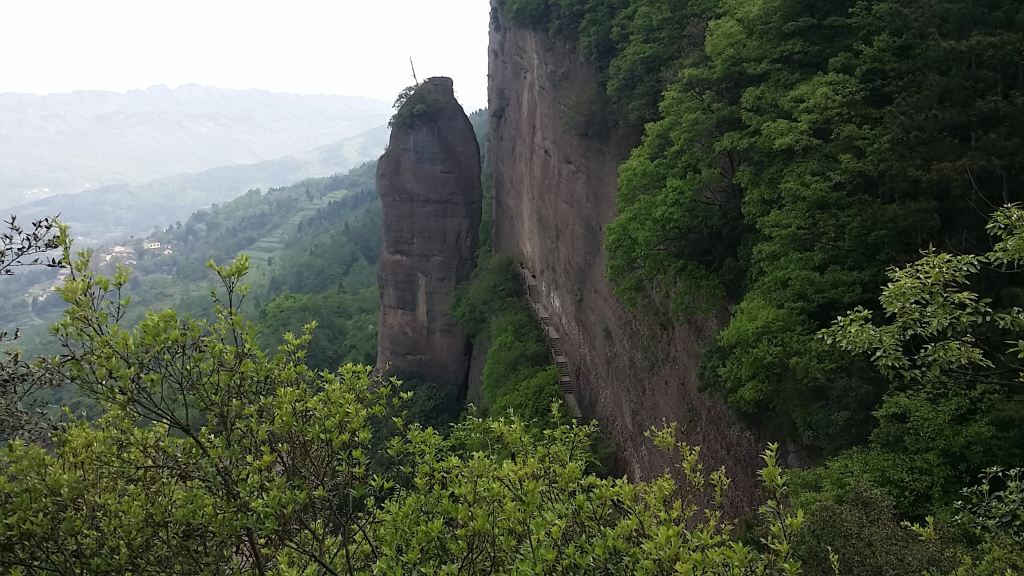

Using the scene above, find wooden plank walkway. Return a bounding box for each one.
[521,265,583,419]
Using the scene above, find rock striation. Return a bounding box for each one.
[376,77,482,394]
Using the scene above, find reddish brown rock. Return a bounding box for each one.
[376,77,482,393]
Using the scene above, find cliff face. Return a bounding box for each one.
[376,77,482,393]
[488,4,765,513]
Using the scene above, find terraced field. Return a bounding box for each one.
[241,188,352,282]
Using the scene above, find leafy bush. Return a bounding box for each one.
[787,207,1024,574]
[451,256,524,338]
[0,244,807,574]
[913,467,1024,576]
[258,289,378,370]
[393,377,465,432]
[389,80,451,129]
[453,256,561,425]
[793,483,952,576]
[805,206,1024,517]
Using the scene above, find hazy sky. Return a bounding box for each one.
[0,0,491,109]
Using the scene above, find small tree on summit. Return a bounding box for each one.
[390,85,417,113]
[388,57,423,128]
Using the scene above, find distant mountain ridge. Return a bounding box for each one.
[0,84,392,206]
[7,125,390,245]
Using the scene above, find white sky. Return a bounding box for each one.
[0,0,491,110]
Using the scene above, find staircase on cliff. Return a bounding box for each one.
[521,264,582,419]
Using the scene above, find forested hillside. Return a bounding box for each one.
[499,0,1024,572]
[140,161,383,369]
[0,161,384,405]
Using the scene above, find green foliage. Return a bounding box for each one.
[0,218,66,442]
[371,426,801,575]
[1,251,402,574]
[546,0,1024,455]
[603,0,701,125]
[388,81,450,130]
[391,377,464,433]
[792,483,952,576]
[500,0,557,29]
[490,364,560,422]
[943,468,1024,575]
[810,206,1024,518]
[0,244,806,574]
[957,467,1024,544]
[0,216,63,279]
[452,256,523,338]
[469,109,494,255]
[785,207,1024,575]
[481,315,560,422]
[453,256,561,426]
[258,290,377,370]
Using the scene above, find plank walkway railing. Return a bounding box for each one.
[521,265,583,419]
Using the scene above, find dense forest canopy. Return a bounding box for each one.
[505,0,1024,450]
[156,162,384,370]
[499,0,1024,572]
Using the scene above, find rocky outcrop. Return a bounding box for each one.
[376,77,482,393]
[488,3,768,515]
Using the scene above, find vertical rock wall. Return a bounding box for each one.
[488,3,768,515]
[376,77,482,393]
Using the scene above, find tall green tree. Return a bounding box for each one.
[809,205,1024,518]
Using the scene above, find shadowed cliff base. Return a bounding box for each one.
[375,77,483,400]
